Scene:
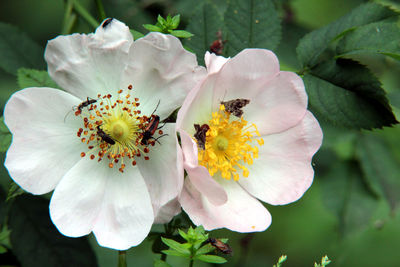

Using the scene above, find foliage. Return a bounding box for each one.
[143,14,194,39]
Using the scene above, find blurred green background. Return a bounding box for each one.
[0,0,399,266]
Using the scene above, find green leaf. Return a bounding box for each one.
[356,133,400,212]
[17,68,58,89]
[0,23,45,75]
[154,259,173,267]
[195,243,215,256]
[224,0,281,56]
[161,249,190,258]
[0,116,12,153]
[320,161,379,236]
[178,229,188,241]
[143,24,163,32]
[297,2,397,67]
[157,15,166,27]
[303,60,398,129]
[161,237,190,255]
[171,14,181,29]
[336,20,400,60]
[194,254,227,264]
[130,29,145,40]
[184,3,224,65]
[8,195,98,267]
[171,30,194,38]
[6,182,25,202]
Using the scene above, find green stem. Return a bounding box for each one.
[118,250,127,267]
[189,259,194,267]
[61,0,77,34]
[94,0,107,21]
[73,0,99,28]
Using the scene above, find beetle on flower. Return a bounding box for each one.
[3,18,205,250]
[176,51,323,232]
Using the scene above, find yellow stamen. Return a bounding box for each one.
[197,104,264,180]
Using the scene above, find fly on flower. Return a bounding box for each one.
[176,50,323,232]
[3,18,205,250]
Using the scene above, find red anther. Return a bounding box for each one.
[118,89,123,94]
[144,156,150,160]
[80,152,86,157]
[107,94,112,98]
[135,98,139,102]
[137,110,141,114]
[77,132,82,137]
[75,110,81,116]
[114,159,119,163]
[109,163,114,168]
[132,160,137,166]
[158,130,163,135]
[144,147,149,153]
[84,117,89,123]
[98,94,101,98]
[119,168,124,173]
[90,155,95,160]
[88,146,94,149]
[128,84,133,89]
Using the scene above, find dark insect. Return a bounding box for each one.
[193,124,210,150]
[141,101,167,145]
[206,238,233,255]
[75,97,97,116]
[221,99,250,117]
[96,126,115,145]
[209,30,226,55]
[102,18,113,28]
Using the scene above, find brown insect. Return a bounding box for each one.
[206,238,233,255]
[221,99,250,117]
[193,124,210,150]
[102,18,113,28]
[75,97,97,116]
[96,125,115,145]
[209,30,226,55]
[141,101,167,146]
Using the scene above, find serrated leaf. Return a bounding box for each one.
[8,195,97,267]
[337,20,400,60]
[17,68,58,89]
[162,249,190,258]
[0,23,45,75]
[356,133,400,212]
[154,259,173,267]
[0,116,12,153]
[303,69,398,129]
[161,237,190,255]
[194,254,227,264]
[320,161,379,236]
[297,2,397,67]
[184,3,224,65]
[224,0,281,56]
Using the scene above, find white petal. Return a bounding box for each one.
[50,156,154,250]
[137,123,183,217]
[45,19,133,99]
[239,112,323,205]
[4,87,85,194]
[154,198,182,224]
[180,177,271,232]
[122,32,206,119]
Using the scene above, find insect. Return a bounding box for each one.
[141,101,167,146]
[193,124,210,150]
[96,126,115,145]
[102,18,113,28]
[209,30,226,55]
[206,238,233,255]
[221,99,250,117]
[75,97,97,116]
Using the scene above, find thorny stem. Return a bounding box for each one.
[73,0,99,28]
[94,0,107,21]
[118,250,127,267]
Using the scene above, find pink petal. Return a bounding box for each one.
[45,19,133,99]
[204,52,229,74]
[180,177,271,232]
[239,112,323,205]
[122,32,206,120]
[4,87,85,194]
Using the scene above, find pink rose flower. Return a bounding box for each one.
[176,50,323,232]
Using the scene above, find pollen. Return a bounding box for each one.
[197,104,263,181]
[73,85,160,172]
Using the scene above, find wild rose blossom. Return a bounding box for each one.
[176,50,323,232]
[3,19,205,250]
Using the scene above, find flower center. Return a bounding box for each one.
[197,104,264,181]
[75,85,162,172]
